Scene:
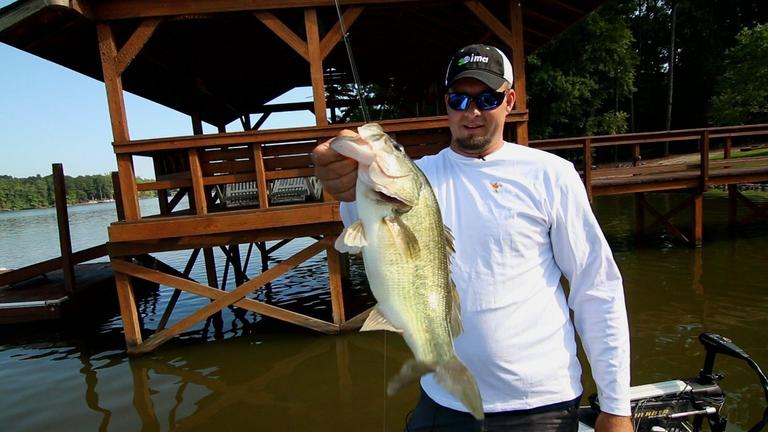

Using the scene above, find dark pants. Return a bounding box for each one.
[405,389,580,432]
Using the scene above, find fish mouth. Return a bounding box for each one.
[375,190,413,211]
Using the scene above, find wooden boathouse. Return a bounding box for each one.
[1,0,766,353]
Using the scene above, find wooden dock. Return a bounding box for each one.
[531,123,768,245]
[0,262,114,324]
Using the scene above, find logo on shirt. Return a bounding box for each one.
[490,182,502,193]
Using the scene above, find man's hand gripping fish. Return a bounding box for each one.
[331,123,484,420]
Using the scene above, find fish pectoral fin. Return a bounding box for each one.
[360,307,403,333]
[384,215,420,260]
[449,279,463,338]
[335,221,367,255]
[387,359,435,396]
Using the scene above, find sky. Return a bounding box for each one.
[0,0,316,179]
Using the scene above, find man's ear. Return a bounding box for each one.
[506,89,516,113]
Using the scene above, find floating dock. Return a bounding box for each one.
[0,262,114,324]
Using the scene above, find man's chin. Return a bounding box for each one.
[456,137,491,153]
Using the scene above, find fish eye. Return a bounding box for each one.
[388,137,405,153]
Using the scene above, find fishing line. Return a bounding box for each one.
[333,0,370,123]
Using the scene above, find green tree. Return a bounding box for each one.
[709,24,768,125]
[526,0,638,139]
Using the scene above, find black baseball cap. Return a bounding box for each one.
[444,44,514,90]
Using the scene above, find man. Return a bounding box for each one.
[313,44,632,432]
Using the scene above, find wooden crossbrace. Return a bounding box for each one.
[112,237,338,354]
[638,193,696,245]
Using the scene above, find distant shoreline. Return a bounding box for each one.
[0,198,143,213]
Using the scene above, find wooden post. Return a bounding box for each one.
[252,144,270,209]
[724,136,738,225]
[632,143,641,166]
[692,190,704,247]
[52,163,75,293]
[111,171,126,221]
[188,149,208,215]
[203,247,223,334]
[700,130,710,191]
[327,241,346,326]
[510,0,528,145]
[97,23,140,221]
[305,8,328,126]
[114,270,143,350]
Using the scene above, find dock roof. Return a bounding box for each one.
[0,0,606,128]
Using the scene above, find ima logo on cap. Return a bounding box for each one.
[457,54,489,66]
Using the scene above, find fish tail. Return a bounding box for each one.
[435,357,484,420]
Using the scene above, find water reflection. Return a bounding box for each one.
[118,333,418,431]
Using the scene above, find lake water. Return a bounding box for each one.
[1,193,767,431]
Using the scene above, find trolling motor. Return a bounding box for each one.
[581,332,768,432]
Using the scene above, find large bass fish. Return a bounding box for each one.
[331,123,483,420]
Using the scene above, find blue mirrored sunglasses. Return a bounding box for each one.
[447,91,506,111]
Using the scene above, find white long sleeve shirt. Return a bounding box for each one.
[341,142,631,416]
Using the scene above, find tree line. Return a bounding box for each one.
[0,174,154,211]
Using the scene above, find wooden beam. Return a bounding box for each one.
[305,8,328,126]
[643,194,694,244]
[0,244,107,287]
[107,222,341,257]
[52,164,75,293]
[700,130,710,190]
[188,149,208,215]
[115,18,162,75]
[319,6,364,60]
[108,202,341,242]
[97,22,139,221]
[326,239,346,324]
[254,11,309,61]
[113,114,528,153]
[252,144,270,209]
[464,1,515,48]
[692,191,703,247]
[339,307,372,331]
[89,0,459,20]
[114,270,143,349]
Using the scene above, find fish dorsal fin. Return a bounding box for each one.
[361,307,403,333]
[384,215,420,260]
[449,279,463,338]
[335,221,367,255]
[444,225,455,257]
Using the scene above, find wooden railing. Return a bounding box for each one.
[530,123,768,198]
[112,113,528,221]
